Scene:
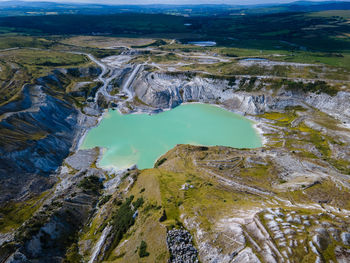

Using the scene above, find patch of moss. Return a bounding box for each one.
[0,191,49,233]
[98,194,112,207]
[105,195,137,259]
[78,175,103,194]
[155,158,167,168]
[139,240,150,258]
[64,243,83,263]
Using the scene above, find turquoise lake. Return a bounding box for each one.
[81,103,262,170]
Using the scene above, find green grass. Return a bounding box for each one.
[5,49,88,69]
[308,10,350,19]
[155,150,267,231]
[0,191,49,233]
[260,106,350,175]
[260,110,297,126]
[149,53,179,64]
[159,43,350,84]
[0,44,101,106]
[87,169,169,262]
[281,51,350,71]
[78,175,103,194]
[0,36,54,49]
[260,29,291,37]
[65,243,83,263]
[157,172,184,227]
[162,41,350,71]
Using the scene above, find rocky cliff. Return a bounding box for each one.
[0,66,101,204]
[132,71,350,125]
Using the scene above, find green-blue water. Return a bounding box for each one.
[81,103,262,170]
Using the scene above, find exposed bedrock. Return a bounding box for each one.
[0,67,101,204]
[305,91,350,123]
[133,71,350,122]
[1,149,103,263]
[167,229,199,263]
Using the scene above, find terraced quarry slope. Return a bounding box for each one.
[75,105,350,263]
[0,36,350,263]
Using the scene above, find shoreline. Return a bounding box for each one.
[76,110,109,151]
[77,100,266,173]
[252,122,267,147]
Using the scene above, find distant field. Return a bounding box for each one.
[160,42,350,71]
[0,11,348,52]
[308,9,350,18]
[61,36,156,48]
[0,48,89,72]
[0,36,54,49]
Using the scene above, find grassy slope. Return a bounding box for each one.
[93,103,350,262]
[0,45,90,105]
[99,141,350,262]
[0,190,50,233]
[106,170,169,263]
[260,107,350,175]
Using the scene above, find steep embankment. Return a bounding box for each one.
[132,71,350,125]
[0,66,101,204]
[0,148,104,263]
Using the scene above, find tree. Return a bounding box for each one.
[139,240,150,258]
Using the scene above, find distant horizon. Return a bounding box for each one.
[0,0,349,6]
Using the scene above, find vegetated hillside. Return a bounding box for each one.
[0,1,348,16]
[245,1,350,14]
[0,10,349,51]
[0,46,107,205]
[0,13,189,35]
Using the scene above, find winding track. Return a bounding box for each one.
[121,64,143,102]
[86,52,143,103]
[0,47,143,104]
[58,48,139,103]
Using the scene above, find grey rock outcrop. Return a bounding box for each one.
[5,251,29,263]
[0,85,79,203]
[341,232,350,246]
[306,91,350,124]
[167,229,199,263]
[132,71,350,123]
[0,66,101,204]
[2,149,103,262]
